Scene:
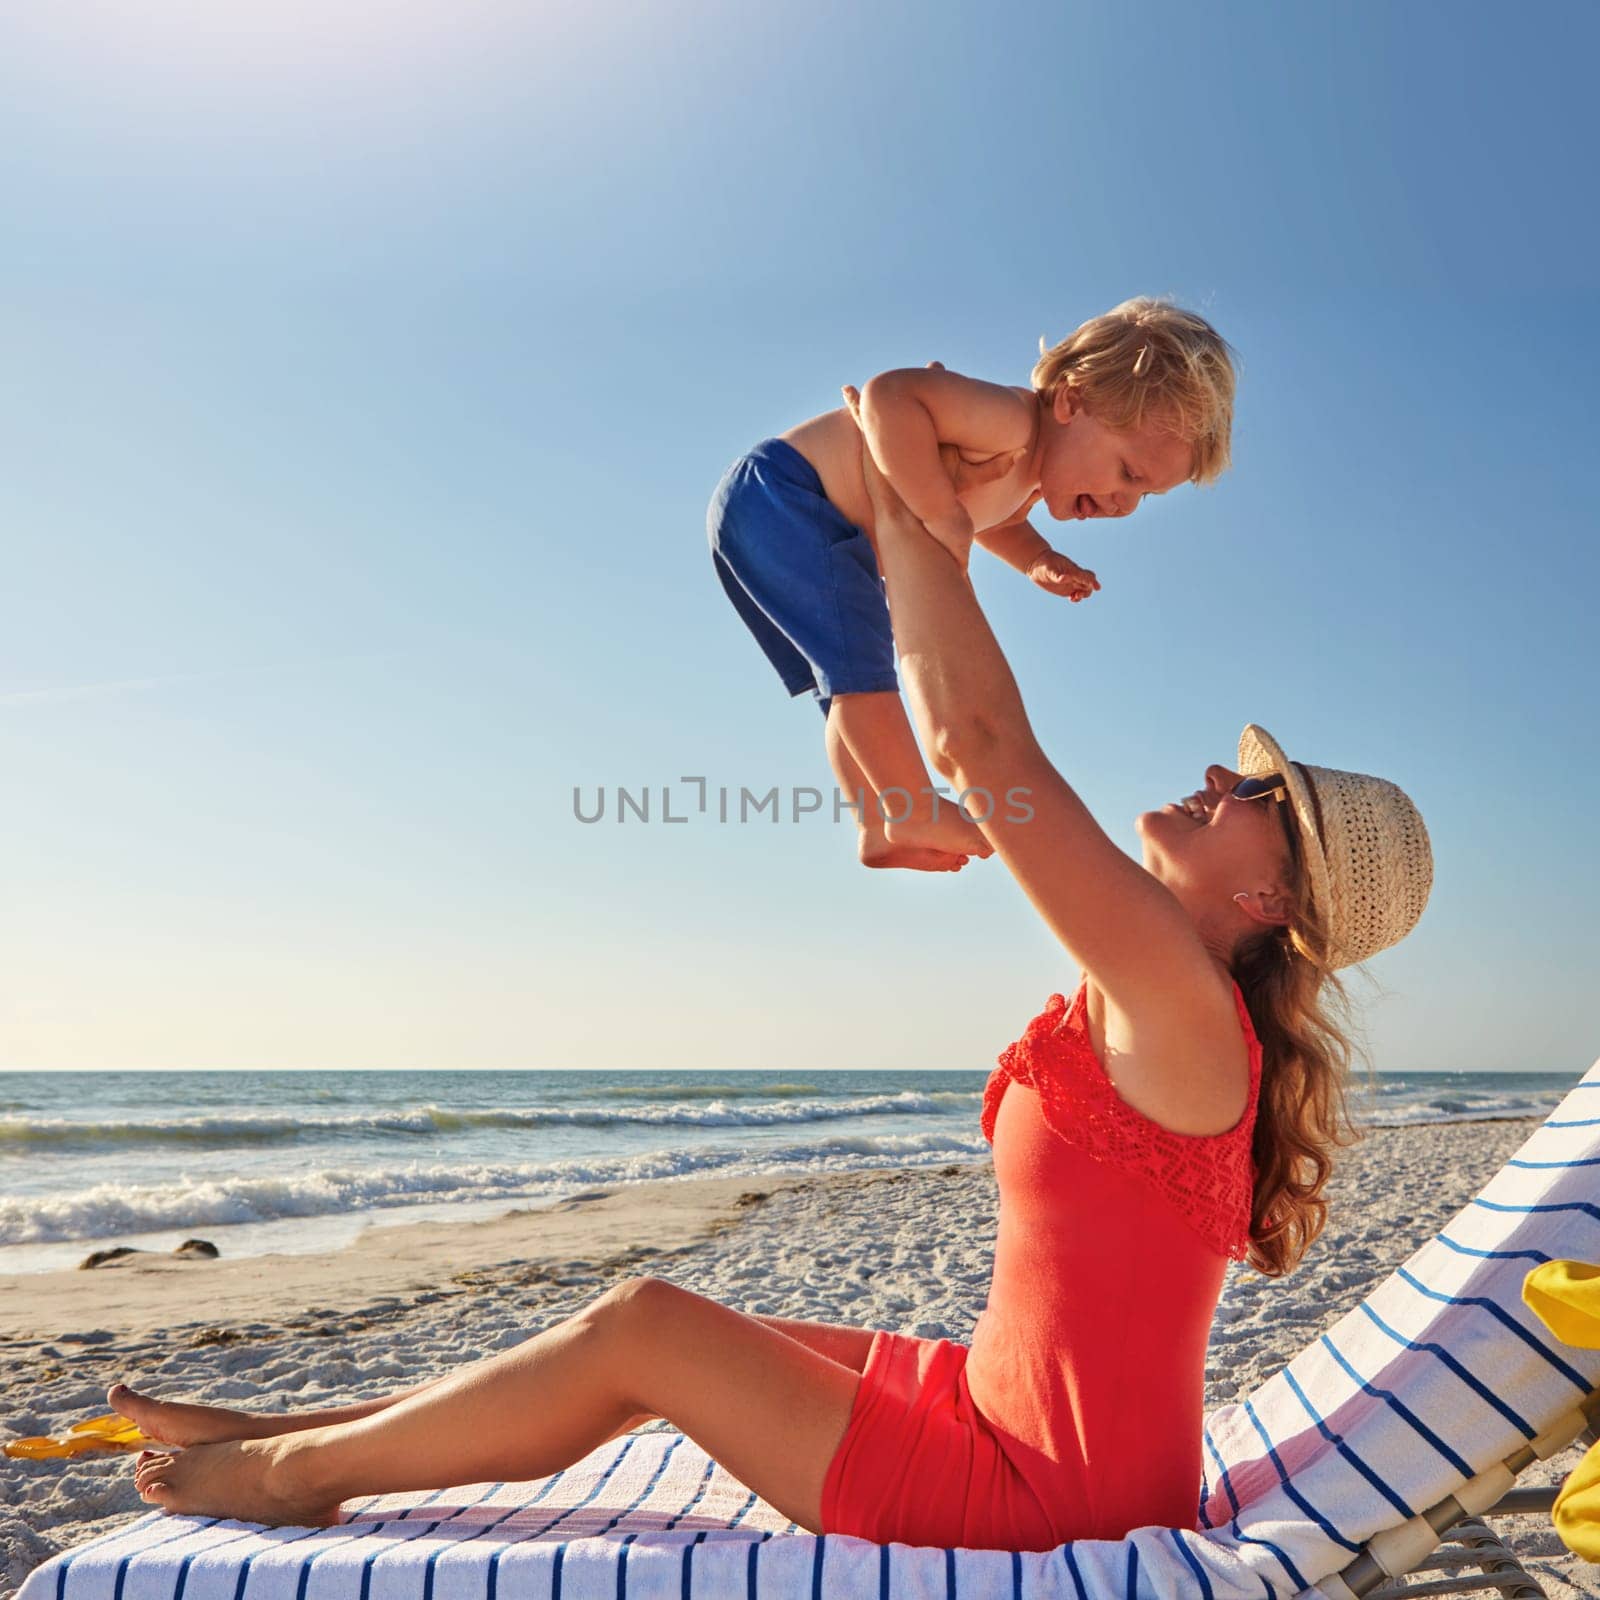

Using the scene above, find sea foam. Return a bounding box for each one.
[0,1089,981,1153]
[0,1128,988,1245]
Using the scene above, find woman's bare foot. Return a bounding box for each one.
[883,796,994,861]
[133,1435,342,1527]
[109,1383,280,1448]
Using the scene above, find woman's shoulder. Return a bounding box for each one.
[984,976,1260,1258]
[1081,972,1259,1140]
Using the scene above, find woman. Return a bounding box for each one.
[113,418,1432,1545]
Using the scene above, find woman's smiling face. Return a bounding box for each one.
[1136,765,1299,926]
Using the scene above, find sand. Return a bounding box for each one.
[2,1121,1594,1597]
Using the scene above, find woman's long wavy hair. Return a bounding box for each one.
[1231,842,1364,1278]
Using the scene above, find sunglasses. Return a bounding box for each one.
[1232,773,1289,804]
[1233,772,1309,869]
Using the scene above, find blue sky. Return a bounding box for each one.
[2,0,1595,1073]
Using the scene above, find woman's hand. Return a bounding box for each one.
[843,369,1027,557]
[840,381,908,525]
[838,369,1225,1049]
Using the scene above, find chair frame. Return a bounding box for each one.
[1317,1387,1600,1600]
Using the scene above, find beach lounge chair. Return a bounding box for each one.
[20,1058,1600,1600]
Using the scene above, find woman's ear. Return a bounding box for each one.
[1232,889,1292,928]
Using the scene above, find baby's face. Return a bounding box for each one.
[1035,390,1195,523]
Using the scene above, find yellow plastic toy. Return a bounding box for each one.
[1522,1259,1600,1562]
[3,1412,151,1460]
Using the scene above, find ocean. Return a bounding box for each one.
[0,1066,1583,1276]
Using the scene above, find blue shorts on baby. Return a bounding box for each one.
[706,437,898,716]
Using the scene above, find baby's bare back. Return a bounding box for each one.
[779,395,1042,556]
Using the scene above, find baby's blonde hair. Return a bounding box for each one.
[1032,297,1236,484]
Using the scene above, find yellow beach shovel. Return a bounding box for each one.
[3,1412,151,1460]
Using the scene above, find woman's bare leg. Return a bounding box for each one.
[111,1314,874,1447]
[129,1284,865,1530]
[110,1379,435,1447]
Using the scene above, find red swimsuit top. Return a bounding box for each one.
[964,980,1264,1539]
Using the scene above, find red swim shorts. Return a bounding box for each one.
[819,1329,1061,1551]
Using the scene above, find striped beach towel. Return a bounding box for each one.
[21,1059,1600,1600]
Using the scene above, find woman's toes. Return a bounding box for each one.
[107,1384,264,1448]
[110,1384,162,1433]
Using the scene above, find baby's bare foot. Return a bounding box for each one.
[859,834,969,872]
[133,1436,341,1527]
[109,1383,278,1448]
[883,798,994,861]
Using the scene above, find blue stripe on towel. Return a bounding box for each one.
[809,1537,825,1600]
[245,1520,346,1600]
[729,1487,759,1528]
[1471,1197,1600,1224]
[1167,1529,1215,1600]
[1125,1543,1139,1597]
[1010,1548,1023,1600]
[359,1506,483,1600]
[424,1484,518,1600]
[544,1439,678,1597]
[1319,1334,1474,1477]
[173,1525,259,1600]
[945,1546,957,1598]
[1060,1542,1090,1600]
[1395,1266,1594,1391]
[1200,1428,1241,1526]
[395,1484,451,1518]
[1545,1116,1600,1128]
[372,1513,484,1597]
[1231,1523,1307,1594]
[879,1543,892,1599]
[679,1529,709,1598]
[369,1480,543,1600]
[1510,1155,1600,1169]
[1280,1370,1414,1520]
[1357,1303,1537,1438]
[1241,1398,1360,1552]
[661,1448,712,1531]
[1434,1234,1551,1264]
[101,1519,217,1600]
[487,1441,627,1596]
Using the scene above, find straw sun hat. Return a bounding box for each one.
[1237,724,1433,970]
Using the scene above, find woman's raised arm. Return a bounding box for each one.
[843,386,1229,1044]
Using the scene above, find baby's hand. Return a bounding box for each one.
[1028,549,1100,603]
